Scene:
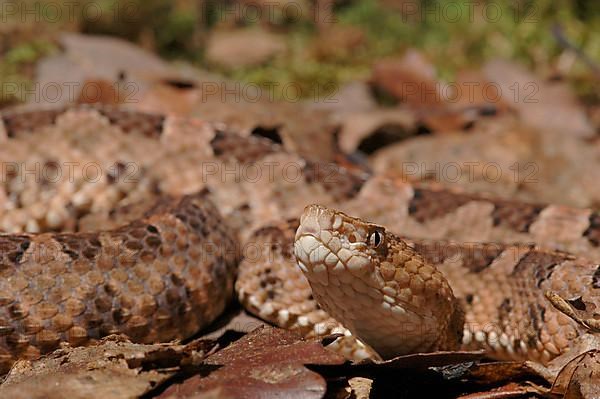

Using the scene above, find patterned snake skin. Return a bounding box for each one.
[1,105,600,380]
[0,191,238,373]
[293,205,600,366]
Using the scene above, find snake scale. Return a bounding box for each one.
[1,105,599,382]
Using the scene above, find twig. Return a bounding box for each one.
[552,24,600,79]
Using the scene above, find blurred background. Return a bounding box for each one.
[1,0,600,207]
[1,3,600,396]
[2,0,599,105]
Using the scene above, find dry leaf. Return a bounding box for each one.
[158,326,346,399]
[0,335,215,399]
[205,28,286,69]
[482,59,594,138]
[372,50,446,108]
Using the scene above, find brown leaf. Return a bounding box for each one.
[464,361,546,385]
[135,80,202,116]
[372,50,446,108]
[34,33,181,107]
[198,307,267,342]
[457,382,543,399]
[310,26,366,62]
[372,51,500,132]
[76,79,123,105]
[550,350,600,398]
[453,69,511,113]
[337,107,416,154]
[0,335,214,399]
[415,69,508,132]
[307,81,377,116]
[158,326,346,399]
[482,59,594,138]
[417,107,480,133]
[205,28,286,69]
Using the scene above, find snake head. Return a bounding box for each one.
[294,204,463,359]
[294,204,387,284]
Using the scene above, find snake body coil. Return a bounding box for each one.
[2,105,600,382]
[0,192,237,373]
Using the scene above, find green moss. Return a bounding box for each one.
[154,9,199,60]
[5,41,51,64]
[1,39,57,105]
[228,0,600,100]
[1,0,598,103]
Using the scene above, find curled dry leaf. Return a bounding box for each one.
[158,326,346,399]
[0,335,216,399]
[463,361,546,386]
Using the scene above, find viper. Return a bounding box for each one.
[1,105,599,387]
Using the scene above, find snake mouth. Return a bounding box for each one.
[294,205,375,286]
[294,233,330,285]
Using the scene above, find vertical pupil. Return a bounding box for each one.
[373,231,380,246]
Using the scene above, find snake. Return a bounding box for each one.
[0,105,599,383]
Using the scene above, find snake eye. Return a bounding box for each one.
[369,230,383,248]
